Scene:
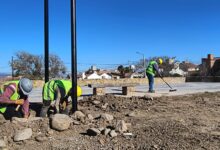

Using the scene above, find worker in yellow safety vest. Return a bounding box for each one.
[146,58,163,93]
[40,79,82,117]
[0,78,33,119]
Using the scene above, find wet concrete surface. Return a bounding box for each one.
[29,82,220,102]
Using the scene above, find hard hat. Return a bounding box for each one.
[19,78,33,95]
[77,86,82,97]
[69,86,82,97]
[158,58,163,64]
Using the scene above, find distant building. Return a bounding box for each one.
[124,72,143,78]
[200,54,220,76]
[169,62,186,76]
[86,71,102,80]
[100,73,112,79]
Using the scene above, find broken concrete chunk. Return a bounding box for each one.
[0,139,7,149]
[74,111,86,118]
[143,95,153,101]
[51,114,72,131]
[11,117,28,123]
[87,128,101,136]
[98,127,105,132]
[14,128,32,142]
[87,114,94,120]
[92,100,101,105]
[0,114,6,125]
[123,133,133,136]
[103,128,111,136]
[101,103,108,109]
[35,135,48,142]
[109,130,117,137]
[115,120,128,133]
[101,113,114,121]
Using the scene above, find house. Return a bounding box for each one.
[179,61,198,72]
[169,62,186,76]
[124,72,143,78]
[86,71,102,80]
[110,72,121,79]
[100,73,112,79]
[200,54,220,76]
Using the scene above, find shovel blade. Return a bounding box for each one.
[169,89,177,92]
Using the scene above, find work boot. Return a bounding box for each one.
[148,90,155,93]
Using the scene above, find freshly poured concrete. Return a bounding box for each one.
[29,82,220,102]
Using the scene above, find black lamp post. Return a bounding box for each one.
[71,0,77,112]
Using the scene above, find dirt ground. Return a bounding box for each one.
[1,91,220,150]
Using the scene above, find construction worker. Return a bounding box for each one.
[146,58,163,93]
[40,79,82,117]
[0,78,33,119]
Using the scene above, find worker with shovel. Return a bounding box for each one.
[0,78,33,119]
[146,58,163,93]
[40,79,82,117]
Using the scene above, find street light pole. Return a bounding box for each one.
[136,51,146,78]
[71,0,77,113]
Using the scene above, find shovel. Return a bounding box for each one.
[161,77,177,92]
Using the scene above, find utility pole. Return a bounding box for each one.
[71,0,77,113]
[11,56,14,80]
[136,51,146,78]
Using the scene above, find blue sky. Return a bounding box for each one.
[0,0,220,73]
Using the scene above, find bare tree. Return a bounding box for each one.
[9,51,43,79]
[49,54,67,78]
[9,51,67,79]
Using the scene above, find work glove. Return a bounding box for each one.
[15,99,24,105]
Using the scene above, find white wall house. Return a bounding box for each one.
[87,72,102,79]
[100,73,112,79]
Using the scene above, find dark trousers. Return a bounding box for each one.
[3,105,23,120]
[147,73,154,92]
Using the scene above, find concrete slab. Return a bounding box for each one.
[29,82,220,102]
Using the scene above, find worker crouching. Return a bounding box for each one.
[40,79,82,117]
[0,78,33,119]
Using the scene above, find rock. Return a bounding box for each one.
[93,114,101,119]
[14,128,32,141]
[11,117,28,123]
[99,139,105,146]
[143,95,153,101]
[51,114,72,131]
[109,130,117,137]
[92,100,100,105]
[28,117,43,122]
[47,129,54,135]
[103,128,111,136]
[123,133,133,136]
[87,114,94,120]
[101,103,108,109]
[29,110,36,117]
[98,127,105,132]
[12,117,43,124]
[0,114,6,125]
[35,135,48,142]
[74,111,86,118]
[73,120,80,125]
[87,128,101,136]
[127,112,136,117]
[101,113,114,121]
[0,140,7,149]
[115,120,128,133]
[127,111,145,118]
